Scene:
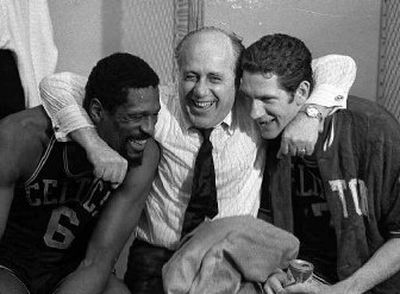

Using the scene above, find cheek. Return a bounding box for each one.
[181,81,195,96]
[279,104,298,123]
[214,85,235,104]
[119,123,138,135]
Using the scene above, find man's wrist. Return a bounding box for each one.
[70,127,103,151]
[301,104,332,119]
[333,275,365,294]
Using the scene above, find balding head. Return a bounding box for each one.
[176,26,244,82]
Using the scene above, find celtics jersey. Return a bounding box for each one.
[0,136,113,293]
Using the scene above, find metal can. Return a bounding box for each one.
[287,259,314,284]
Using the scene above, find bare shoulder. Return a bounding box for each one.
[0,106,51,150]
[0,107,51,182]
[143,138,161,164]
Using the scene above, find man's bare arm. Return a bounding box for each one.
[272,238,400,294]
[0,121,34,240]
[55,139,160,294]
[0,186,14,241]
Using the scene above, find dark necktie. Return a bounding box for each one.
[181,128,218,237]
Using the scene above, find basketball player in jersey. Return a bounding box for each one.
[0,53,161,294]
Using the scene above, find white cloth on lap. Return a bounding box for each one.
[162,215,299,294]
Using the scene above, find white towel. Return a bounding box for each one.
[0,0,58,108]
[163,216,299,294]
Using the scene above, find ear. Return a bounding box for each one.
[293,80,311,106]
[88,98,104,124]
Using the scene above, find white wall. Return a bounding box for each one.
[49,0,381,100]
[205,0,381,101]
[49,0,175,84]
[48,0,103,76]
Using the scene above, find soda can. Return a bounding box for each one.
[287,259,314,284]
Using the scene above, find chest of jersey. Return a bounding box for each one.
[4,138,113,252]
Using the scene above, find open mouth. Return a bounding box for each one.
[191,100,215,110]
[127,137,148,152]
[258,117,276,127]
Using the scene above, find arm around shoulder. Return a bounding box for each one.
[40,73,129,185]
[308,54,357,109]
[278,55,357,157]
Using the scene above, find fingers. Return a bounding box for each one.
[284,282,312,294]
[288,144,298,157]
[297,149,306,157]
[279,112,320,158]
[91,154,128,188]
[296,145,311,157]
[113,159,128,188]
[283,276,329,294]
[117,159,128,183]
[101,158,128,186]
[264,272,290,294]
[278,138,305,158]
[305,143,314,156]
[277,138,289,159]
[84,138,129,188]
[278,139,313,158]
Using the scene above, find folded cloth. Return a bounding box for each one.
[162,215,299,294]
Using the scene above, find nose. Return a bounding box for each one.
[250,99,266,120]
[193,78,209,98]
[140,115,156,136]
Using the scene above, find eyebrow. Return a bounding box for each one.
[255,95,276,101]
[208,72,224,77]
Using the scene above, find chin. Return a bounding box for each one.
[190,112,226,129]
[127,152,143,166]
[189,117,211,129]
[260,130,280,140]
[192,121,214,129]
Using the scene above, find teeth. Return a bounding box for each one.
[135,139,147,145]
[194,101,214,108]
[260,118,275,125]
[128,138,147,145]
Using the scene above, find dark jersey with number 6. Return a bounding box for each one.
[0,135,113,293]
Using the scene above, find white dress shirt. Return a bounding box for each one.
[135,85,265,249]
[39,55,357,249]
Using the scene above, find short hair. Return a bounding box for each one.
[175,26,245,83]
[83,53,160,112]
[241,33,313,94]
